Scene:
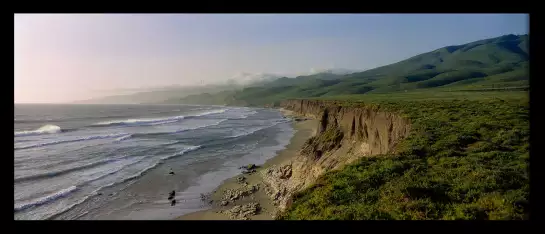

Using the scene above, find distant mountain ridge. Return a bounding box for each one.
[79,34,528,105]
[74,84,241,104]
[79,68,360,104]
[174,34,528,106]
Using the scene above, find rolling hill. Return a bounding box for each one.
[175,34,528,106]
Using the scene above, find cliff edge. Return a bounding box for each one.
[262,99,412,213]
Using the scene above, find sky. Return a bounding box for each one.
[14,14,528,103]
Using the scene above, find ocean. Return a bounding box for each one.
[14,104,293,220]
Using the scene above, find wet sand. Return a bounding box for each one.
[176,108,317,220]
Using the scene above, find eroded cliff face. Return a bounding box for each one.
[262,99,412,213]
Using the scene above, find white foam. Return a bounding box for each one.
[92,109,228,127]
[88,145,202,193]
[147,120,179,126]
[230,110,258,119]
[14,186,78,212]
[159,145,202,160]
[228,120,287,138]
[93,116,186,127]
[14,154,144,183]
[73,211,89,220]
[43,193,95,220]
[31,145,200,219]
[15,133,130,150]
[175,119,227,133]
[133,119,228,136]
[192,109,227,117]
[115,134,132,142]
[15,124,62,137]
[80,156,147,185]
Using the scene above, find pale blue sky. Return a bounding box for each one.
[14,14,528,103]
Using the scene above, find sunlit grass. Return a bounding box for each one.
[278,91,529,220]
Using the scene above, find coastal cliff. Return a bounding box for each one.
[262,99,412,213]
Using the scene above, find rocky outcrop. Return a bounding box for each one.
[218,202,261,220]
[263,99,411,213]
[221,184,260,201]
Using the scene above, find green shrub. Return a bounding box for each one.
[280,94,529,220]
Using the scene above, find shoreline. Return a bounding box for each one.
[176,108,316,220]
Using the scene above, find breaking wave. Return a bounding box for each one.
[47,145,203,219]
[14,154,138,183]
[132,119,228,136]
[228,119,291,139]
[115,134,132,142]
[227,110,258,120]
[93,116,186,127]
[14,133,130,150]
[16,144,202,218]
[14,186,78,212]
[91,109,227,127]
[159,145,202,160]
[15,125,62,137]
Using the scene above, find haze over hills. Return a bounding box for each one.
[75,68,361,104]
[172,34,528,106]
[74,84,242,104]
[78,34,528,105]
[226,73,281,86]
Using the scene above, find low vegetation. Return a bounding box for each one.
[302,127,344,160]
[278,91,529,220]
[168,34,529,220]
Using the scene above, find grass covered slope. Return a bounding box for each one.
[176,34,528,106]
[351,34,528,77]
[279,91,529,220]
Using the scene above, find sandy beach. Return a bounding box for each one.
[176,108,317,220]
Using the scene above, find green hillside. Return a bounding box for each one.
[280,91,529,220]
[274,34,530,220]
[175,34,528,106]
[169,33,529,220]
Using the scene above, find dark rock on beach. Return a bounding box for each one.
[200,192,212,203]
[239,164,259,171]
[241,169,257,175]
[168,190,175,200]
